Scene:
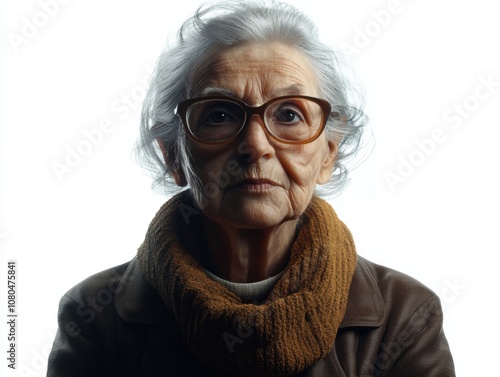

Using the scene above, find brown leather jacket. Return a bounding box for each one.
[47,256,455,376]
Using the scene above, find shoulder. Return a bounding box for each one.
[57,257,166,336]
[360,256,436,300]
[63,261,131,305]
[54,261,133,340]
[338,256,455,375]
[49,259,177,376]
[341,256,441,328]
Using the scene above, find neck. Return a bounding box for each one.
[201,216,298,283]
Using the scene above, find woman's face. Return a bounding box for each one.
[182,41,337,229]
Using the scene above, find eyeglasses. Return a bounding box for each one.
[175,95,332,145]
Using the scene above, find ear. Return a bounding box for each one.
[317,139,338,185]
[156,139,187,187]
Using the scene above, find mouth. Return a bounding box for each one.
[228,178,280,193]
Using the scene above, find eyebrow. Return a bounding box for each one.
[273,84,307,96]
[198,87,237,97]
[197,84,307,99]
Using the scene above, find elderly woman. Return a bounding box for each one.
[47,1,455,376]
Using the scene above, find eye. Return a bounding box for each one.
[186,100,245,141]
[271,103,306,125]
[197,102,243,128]
[276,109,300,123]
[203,108,234,125]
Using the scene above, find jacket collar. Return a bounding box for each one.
[115,256,385,328]
[115,257,168,324]
[340,256,385,328]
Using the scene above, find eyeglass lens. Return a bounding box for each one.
[185,98,324,143]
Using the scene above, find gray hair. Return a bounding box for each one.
[136,0,370,199]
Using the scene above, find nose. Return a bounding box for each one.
[237,115,275,162]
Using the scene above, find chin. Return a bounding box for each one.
[222,205,294,230]
[201,194,296,229]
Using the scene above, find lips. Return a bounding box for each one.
[228,178,280,190]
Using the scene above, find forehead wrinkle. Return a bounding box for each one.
[272,84,308,97]
[193,42,319,102]
[203,68,314,104]
[199,84,307,100]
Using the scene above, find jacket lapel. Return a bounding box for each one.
[114,257,166,325]
[340,256,385,328]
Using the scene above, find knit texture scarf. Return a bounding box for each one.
[137,191,357,376]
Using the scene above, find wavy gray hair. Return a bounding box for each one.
[136,0,369,199]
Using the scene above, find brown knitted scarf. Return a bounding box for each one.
[137,191,357,376]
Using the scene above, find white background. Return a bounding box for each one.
[1,0,499,375]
